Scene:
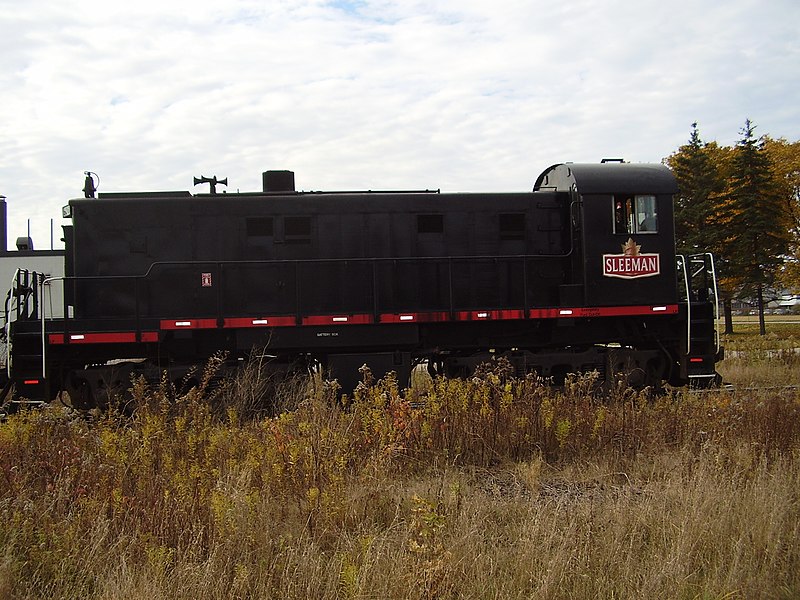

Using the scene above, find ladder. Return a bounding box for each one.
[2,270,48,407]
[676,253,722,386]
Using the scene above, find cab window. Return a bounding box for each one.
[613,195,657,234]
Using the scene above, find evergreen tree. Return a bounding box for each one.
[720,120,791,334]
[666,124,735,332]
[666,123,724,254]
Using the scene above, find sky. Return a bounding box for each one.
[1,0,798,251]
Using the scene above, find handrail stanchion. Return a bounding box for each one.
[217,262,224,327]
[40,274,47,380]
[372,261,379,322]
[523,257,529,316]
[134,277,141,340]
[295,261,301,325]
[448,257,454,319]
[707,253,721,353]
[676,255,691,356]
[6,269,21,379]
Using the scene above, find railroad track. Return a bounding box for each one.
[688,383,800,395]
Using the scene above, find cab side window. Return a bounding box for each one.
[613,195,657,234]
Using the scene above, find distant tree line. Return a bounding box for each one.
[665,120,800,335]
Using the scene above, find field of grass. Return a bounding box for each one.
[0,344,798,599]
[719,317,800,386]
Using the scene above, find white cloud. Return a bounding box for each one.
[0,0,798,248]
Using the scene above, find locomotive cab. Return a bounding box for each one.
[535,162,720,386]
[534,162,679,308]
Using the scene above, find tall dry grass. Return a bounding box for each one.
[0,355,798,599]
[718,322,800,386]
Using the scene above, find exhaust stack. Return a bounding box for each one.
[262,170,295,192]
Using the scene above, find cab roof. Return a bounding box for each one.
[534,162,678,196]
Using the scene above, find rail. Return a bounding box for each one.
[676,255,691,355]
[688,253,721,353]
[5,269,49,379]
[42,253,569,325]
[677,253,722,355]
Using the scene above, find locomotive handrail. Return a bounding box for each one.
[676,255,691,355]
[3,269,21,379]
[5,269,47,379]
[32,251,573,296]
[677,252,722,359]
[708,253,720,353]
[38,252,569,335]
[297,188,441,195]
[689,252,721,353]
[135,251,574,279]
[3,270,24,377]
[40,276,46,379]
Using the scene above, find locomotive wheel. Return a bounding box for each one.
[645,355,668,389]
[64,375,95,410]
[427,357,445,379]
[625,367,647,389]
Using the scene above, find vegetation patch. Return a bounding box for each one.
[1,351,798,599]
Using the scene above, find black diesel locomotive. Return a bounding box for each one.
[4,161,722,407]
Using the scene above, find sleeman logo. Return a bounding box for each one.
[603,238,660,279]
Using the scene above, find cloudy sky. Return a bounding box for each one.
[1,0,798,250]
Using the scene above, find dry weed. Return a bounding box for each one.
[0,357,798,598]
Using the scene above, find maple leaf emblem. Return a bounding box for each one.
[621,238,641,256]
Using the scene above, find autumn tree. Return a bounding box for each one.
[764,136,800,292]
